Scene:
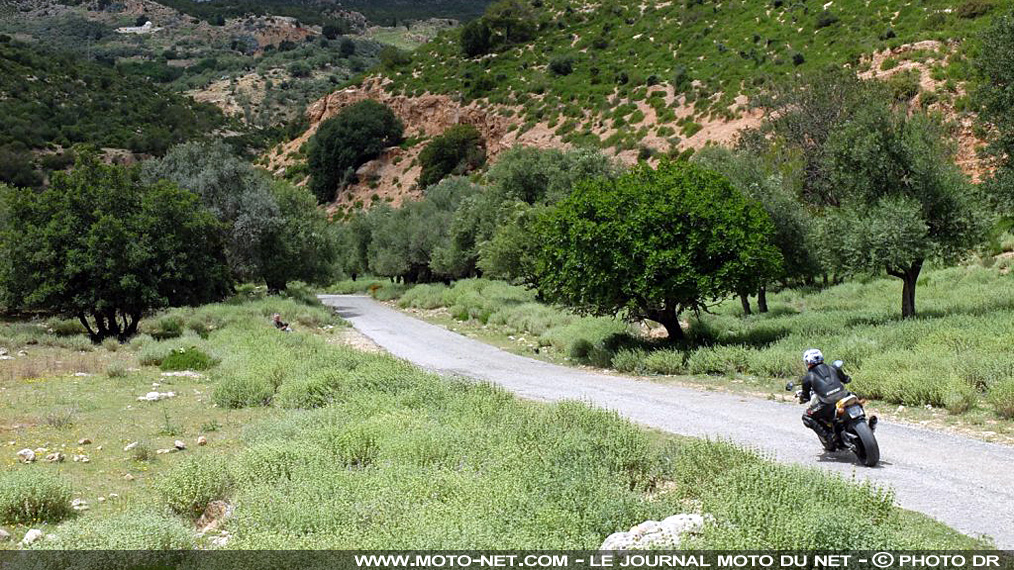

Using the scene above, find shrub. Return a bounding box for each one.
[956,0,992,19]
[154,456,232,519]
[106,362,128,378]
[0,470,74,525]
[150,315,185,340]
[159,346,216,371]
[418,125,486,188]
[213,374,275,408]
[644,349,688,375]
[943,381,977,415]
[36,509,195,549]
[612,348,647,373]
[48,318,86,337]
[548,54,575,76]
[886,69,920,101]
[101,337,121,352]
[815,10,839,28]
[989,379,1014,419]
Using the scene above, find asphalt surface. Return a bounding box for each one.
[321,295,1014,548]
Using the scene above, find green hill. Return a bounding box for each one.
[0,38,226,187]
[380,0,998,151]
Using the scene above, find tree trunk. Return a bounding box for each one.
[758,287,769,313]
[649,308,685,342]
[888,260,923,319]
[739,293,752,316]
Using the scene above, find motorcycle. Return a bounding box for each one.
[786,360,880,467]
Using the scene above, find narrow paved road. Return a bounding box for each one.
[321,295,1014,547]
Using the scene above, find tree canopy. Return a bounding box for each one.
[417,124,486,188]
[0,154,230,341]
[530,160,782,340]
[307,100,404,203]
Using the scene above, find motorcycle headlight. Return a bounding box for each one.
[847,405,863,419]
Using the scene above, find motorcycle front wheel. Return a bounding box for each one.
[850,421,880,467]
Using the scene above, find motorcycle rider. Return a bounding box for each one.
[799,348,851,451]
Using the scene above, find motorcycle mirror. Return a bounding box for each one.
[832,360,844,369]
[784,381,794,392]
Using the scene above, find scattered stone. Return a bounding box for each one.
[96,446,102,451]
[161,371,204,379]
[152,382,160,388]
[196,501,234,534]
[123,474,135,481]
[896,405,906,413]
[155,448,175,455]
[16,449,35,463]
[34,447,47,454]
[71,499,89,511]
[138,391,177,402]
[0,355,12,361]
[97,497,105,503]
[21,529,43,546]
[17,350,28,357]
[72,372,92,377]
[211,532,231,548]
[72,454,88,462]
[123,442,138,452]
[44,452,65,463]
[0,528,10,542]
[78,438,92,445]
[174,440,186,451]
[0,347,7,356]
[197,436,208,446]
[600,514,710,550]
[109,493,119,498]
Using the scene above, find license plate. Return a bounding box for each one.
[847,405,864,419]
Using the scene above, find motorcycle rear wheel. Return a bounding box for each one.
[850,421,880,467]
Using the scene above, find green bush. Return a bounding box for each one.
[150,315,185,340]
[989,379,1014,419]
[159,346,217,371]
[48,318,86,337]
[35,509,195,549]
[154,456,232,519]
[213,374,275,408]
[418,125,486,188]
[0,470,74,525]
[644,349,688,375]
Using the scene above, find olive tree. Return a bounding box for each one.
[818,106,984,318]
[975,10,1014,216]
[0,154,230,342]
[531,161,782,340]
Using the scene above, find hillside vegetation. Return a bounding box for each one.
[0,38,226,187]
[379,0,993,152]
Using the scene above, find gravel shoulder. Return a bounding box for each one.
[321,294,1014,548]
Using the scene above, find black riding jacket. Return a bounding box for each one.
[801,363,851,404]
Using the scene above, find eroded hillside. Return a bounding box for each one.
[270,0,996,214]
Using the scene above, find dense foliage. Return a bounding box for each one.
[531,161,782,340]
[0,154,231,342]
[0,39,225,187]
[307,100,404,203]
[143,142,338,293]
[418,124,486,188]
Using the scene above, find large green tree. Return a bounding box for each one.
[531,161,782,340]
[142,142,280,282]
[818,106,983,318]
[257,182,338,293]
[693,146,819,313]
[0,154,230,342]
[307,100,404,203]
[417,124,486,188]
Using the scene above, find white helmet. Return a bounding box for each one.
[803,349,824,367]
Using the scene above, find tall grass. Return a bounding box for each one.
[381,266,1014,419]
[23,290,982,550]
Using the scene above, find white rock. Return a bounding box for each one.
[78,438,92,445]
[21,529,43,546]
[44,452,64,463]
[16,448,35,463]
[0,347,7,356]
[123,474,135,481]
[71,499,89,511]
[600,513,709,550]
[97,497,106,503]
[17,350,27,357]
[0,355,12,361]
[123,441,138,452]
[72,372,91,377]
[0,528,10,542]
[109,493,119,498]
[161,371,203,378]
[197,436,208,446]
[151,383,160,388]
[174,440,186,450]
[156,448,174,455]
